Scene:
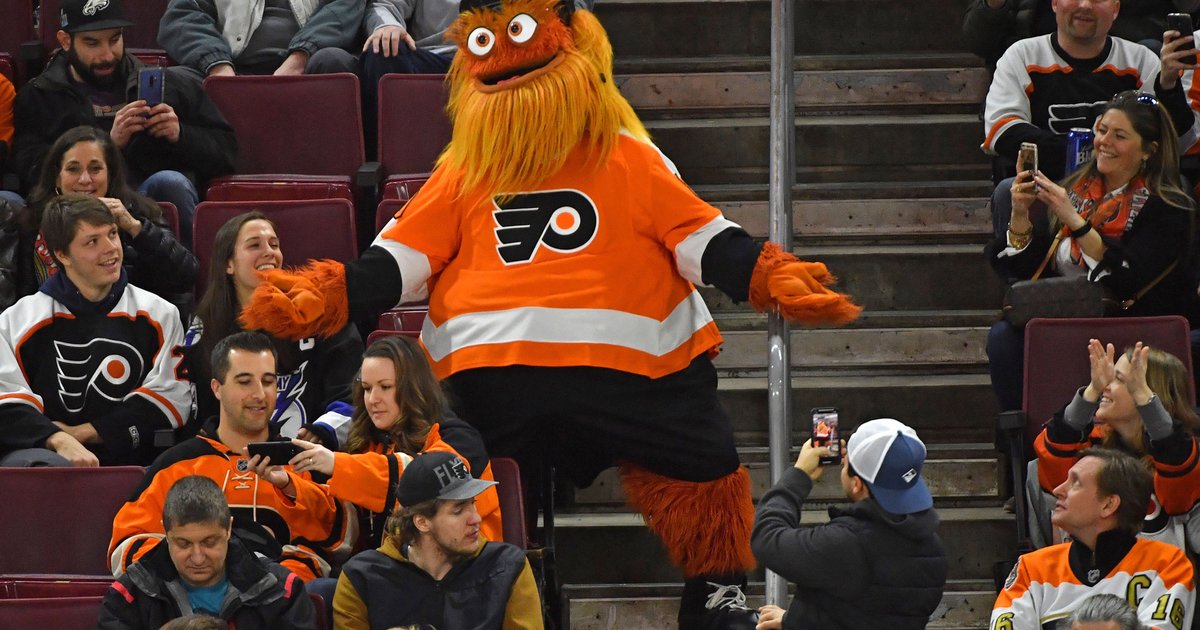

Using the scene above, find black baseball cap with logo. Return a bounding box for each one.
[60,0,134,34]
[398,451,497,506]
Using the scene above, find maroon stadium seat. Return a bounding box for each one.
[491,457,528,548]
[374,198,405,233]
[0,580,111,598]
[380,173,429,204]
[0,596,104,630]
[192,198,358,290]
[202,74,364,202]
[0,467,144,574]
[377,75,450,197]
[0,0,35,85]
[376,306,428,336]
[157,201,179,238]
[207,175,354,204]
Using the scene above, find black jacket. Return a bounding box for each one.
[11,51,236,190]
[750,467,948,630]
[97,537,317,629]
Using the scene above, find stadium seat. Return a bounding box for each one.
[0,467,145,574]
[376,306,428,336]
[490,457,528,548]
[157,201,179,238]
[202,74,367,202]
[311,592,329,630]
[0,0,36,85]
[375,198,405,233]
[0,595,104,630]
[192,198,359,289]
[0,580,111,599]
[377,75,450,199]
[997,316,1194,551]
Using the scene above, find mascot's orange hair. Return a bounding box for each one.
[441,0,647,196]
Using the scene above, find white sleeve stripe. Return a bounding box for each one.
[371,235,432,305]
[674,216,741,286]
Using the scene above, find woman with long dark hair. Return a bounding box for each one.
[985,91,1200,411]
[277,335,503,549]
[0,126,196,311]
[185,211,362,441]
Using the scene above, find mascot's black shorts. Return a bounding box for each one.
[447,354,741,486]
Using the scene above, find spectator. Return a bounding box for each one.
[1063,593,1147,630]
[0,126,198,313]
[1026,341,1200,555]
[266,335,503,549]
[991,448,1195,629]
[0,194,188,467]
[981,0,1195,188]
[963,0,1200,69]
[159,617,231,630]
[985,91,1200,411]
[332,450,543,629]
[11,0,237,247]
[0,74,21,210]
[108,331,357,582]
[184,212,361,442]
[98,476,317,629]
[751,418,948,630]
[158,0,362,78]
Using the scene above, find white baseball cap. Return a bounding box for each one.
[846,418,933,514]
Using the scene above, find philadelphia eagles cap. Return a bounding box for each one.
[60,0,134,34]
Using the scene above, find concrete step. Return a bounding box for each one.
[565,579,995,629]
[547,506,1015,583]
[646,114,989,186]
[617,67,989,112]
[572,446,1000,507]
[716,373,998,445]
[701,243,1006,313]
[712,326,990,373]
[597,0,970,59]
[716,197,990,244]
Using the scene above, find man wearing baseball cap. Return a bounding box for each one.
[332,451,544,629]
[751,418,948,629]
[11,0,236,246]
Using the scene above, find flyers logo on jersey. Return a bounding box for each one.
[55,338,145,413]
[493,189,598,265]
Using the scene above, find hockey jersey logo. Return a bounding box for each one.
[493,189,598,264]
[1047,101,1107,135]
[55,338,145,413]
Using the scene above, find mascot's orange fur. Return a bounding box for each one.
[243,1,860,626]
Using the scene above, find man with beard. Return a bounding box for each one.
[241,0,861,627]
[332,451,543,629]
[11,0,236,246]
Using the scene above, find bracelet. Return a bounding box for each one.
[1007,222,1032,238]
[1069,222,1093,239]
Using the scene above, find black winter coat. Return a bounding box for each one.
[750,467,948,630]
[97,537,318,630]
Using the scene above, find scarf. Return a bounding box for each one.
[1063,173,1149,268]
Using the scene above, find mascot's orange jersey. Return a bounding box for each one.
[374,133,740,380]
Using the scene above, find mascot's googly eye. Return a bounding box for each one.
[468,27,496,56]
[506,13,537,44]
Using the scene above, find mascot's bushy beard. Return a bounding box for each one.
[439,7,647,197]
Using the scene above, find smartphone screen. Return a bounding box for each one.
[1169,13,1197,65]
[811,407,841,465]
[245,441,301,464]
[138,67,165,108]
[1018,142,1038,175]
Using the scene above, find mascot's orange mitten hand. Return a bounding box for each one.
[749,242,862,325]
[239,259,350,340]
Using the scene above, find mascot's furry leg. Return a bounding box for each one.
[621,464,757,630]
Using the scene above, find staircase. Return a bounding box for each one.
[547,0,1015,627]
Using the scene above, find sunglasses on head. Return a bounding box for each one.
[1111,90,1160,108]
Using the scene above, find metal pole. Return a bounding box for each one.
[765,0,795,608]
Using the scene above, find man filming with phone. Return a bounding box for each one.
[109,331,357,583]
[750,418,947,630]
[11,0,237,246]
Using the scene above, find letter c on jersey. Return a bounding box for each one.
[493,189,598,265]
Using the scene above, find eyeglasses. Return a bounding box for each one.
[1111,90,1160,108]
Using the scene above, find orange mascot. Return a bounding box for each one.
[243,0,861,627]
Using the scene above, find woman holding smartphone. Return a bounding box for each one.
[0,126,197,312]
[264,335,504,549]
[1026,340,1200,555]
[984,91,1200,412]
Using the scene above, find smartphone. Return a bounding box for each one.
[1169,13,1197,66]
[811,407,841,465]
[246,441,301,465]
[137,67,165,108]
[1018,142,1038,176]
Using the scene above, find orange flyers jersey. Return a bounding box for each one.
[991,539,1195,630]
[108,435,357,581]
[325,422,504,543]
[374,132,738,379]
